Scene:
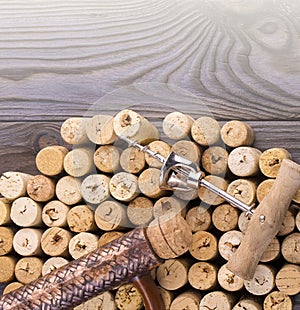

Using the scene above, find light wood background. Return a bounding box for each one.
[0,0,299,306]
[0,0,299,175]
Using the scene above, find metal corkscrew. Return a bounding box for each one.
[121,136,255,215]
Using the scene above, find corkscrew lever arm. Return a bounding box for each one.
[226,159,300,280]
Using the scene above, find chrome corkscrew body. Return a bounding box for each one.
[121,136,254,215]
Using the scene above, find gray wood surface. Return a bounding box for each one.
[0,0,299,307]
[0,0,299,121]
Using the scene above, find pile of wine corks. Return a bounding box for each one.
[0,109,300,310]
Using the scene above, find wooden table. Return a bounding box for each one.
[0,0,299,308]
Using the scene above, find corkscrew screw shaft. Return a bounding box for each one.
[121,136,254,215]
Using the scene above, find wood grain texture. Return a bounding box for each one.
[0,0,299,121]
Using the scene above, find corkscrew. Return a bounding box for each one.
[1,138,299,310]
[121,136,255,215]
[121,136,300,280]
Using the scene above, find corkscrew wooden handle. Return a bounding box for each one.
[0,215,192,310]
[227,159,300,280]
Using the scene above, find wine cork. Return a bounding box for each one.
[162,111,194,140]
[171,140,201,163]
[13,228,43,256]
[198,175,228,205]
[86,114,117,145]
[27,175,56,202]
[153,196,185,219]
[3,282,23,295]
[259,148,292,178]
[156,258,190,290]
[146,214,192,260]
[0,171,32,200]
[36,146,68,176]
[221,120,255,148]
[296,210,300,231]
[228,147,262,177]
[218,230,244,261]
[233,296,262,310]
[68,232,99,259]
[191,116,221,146]
[127,196,153,227]
[256,179,274,203]
[138,168,166,199]
[144,140,171,168]
[81,174,110,205]
[201,146,229,175]
[63,148,94,177]
[95,200,128,231]
[98,231,124,247]
[292,184,300,204]
[281,232,300,264]
[186,206,212,232]
[60,117,89,145]
[0,226,14,255]
[275,264,300,295]
[277,210,295,236]
[226,178,257,206]
[119,147,146,174]
[238,211,251,233]
[244,264,276,296]
[10,197,42,227]
[189,231,218,261]
[115,283,144,310]
[56,176,82,205]
[170,291,201,310]
[113,109,159,144]
[188,262,218,290]
[67,205,97,232]
[199,291,235,310]
[94,145,120,173]
[212,203,239,232]
[42,200,70,227]
[264,291,292,310]
[259,237,280,262]
[158,287,174,310]
[217,264,244,292]
[0,256,17,282]
[74,291,117,310]
[109,172,139,202]
[0,198,11,225]
[41,227,72,257]
[42,257,69,276]
[15,257,44,284]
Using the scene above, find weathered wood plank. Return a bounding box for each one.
[0,0,299,121]
[0,122,70,175]
[0,1,299,306]
[0,120,299,175]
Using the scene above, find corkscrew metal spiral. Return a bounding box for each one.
[121,135,255,215]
